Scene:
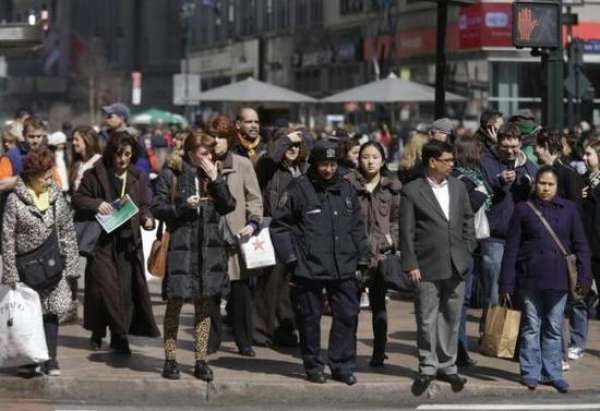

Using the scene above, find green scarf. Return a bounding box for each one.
[456,166,493,210]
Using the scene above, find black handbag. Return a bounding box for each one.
[379,251,413,293]
[16,205,65,292]
[75,220,102,257]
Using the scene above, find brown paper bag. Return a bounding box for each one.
[480,304,521,359]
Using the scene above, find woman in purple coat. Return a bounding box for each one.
[499,165,591,393]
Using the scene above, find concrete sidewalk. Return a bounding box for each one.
[1,279,599,406]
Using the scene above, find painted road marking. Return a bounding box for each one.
[417,405,600,410]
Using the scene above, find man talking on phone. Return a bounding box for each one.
[479,124,537,332]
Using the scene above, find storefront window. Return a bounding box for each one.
[340,0,363,15]
[489,61,543,116]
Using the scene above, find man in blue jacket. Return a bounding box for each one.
[480,123,537,328]
[272,140,370,385]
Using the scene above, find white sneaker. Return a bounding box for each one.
[567,347,584,360]
[562,360,570,371]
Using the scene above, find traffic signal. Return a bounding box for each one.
[513,1,561,49]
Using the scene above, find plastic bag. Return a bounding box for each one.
[0,283,49,368]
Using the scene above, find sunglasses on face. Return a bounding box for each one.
[289,142,301,149]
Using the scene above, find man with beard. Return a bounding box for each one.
[234,107,267,166]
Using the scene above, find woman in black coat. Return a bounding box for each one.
[254,127,308,347]
[72,132,159,355]
[151,132,236,382]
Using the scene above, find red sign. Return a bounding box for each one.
[345,102,359,113]
[363,3,513,60]
[459,3,513,49]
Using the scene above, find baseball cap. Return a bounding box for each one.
[47,131,67,146]
[101,102,130,119]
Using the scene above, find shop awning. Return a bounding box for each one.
[320,73,466,103]
[130,108,188,126]
[198,77,317,103]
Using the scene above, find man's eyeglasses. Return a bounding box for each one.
[435,157,454,164]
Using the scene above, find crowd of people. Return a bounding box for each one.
[0,102,597,396]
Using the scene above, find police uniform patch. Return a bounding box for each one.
[326,148,336,159]
[345,196,353,210]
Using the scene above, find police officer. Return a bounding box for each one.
[272,139,370,385]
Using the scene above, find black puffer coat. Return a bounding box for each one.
[272,168,370,281]
[151,160,236,300]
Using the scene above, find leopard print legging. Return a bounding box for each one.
[163,297,213,361]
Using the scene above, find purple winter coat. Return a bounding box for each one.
[499,196,592,294]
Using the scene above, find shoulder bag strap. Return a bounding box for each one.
[170,173,177,205]
[526,201,568,256]
[52,201,62,253]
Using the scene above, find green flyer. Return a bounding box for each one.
[95,195,139,234]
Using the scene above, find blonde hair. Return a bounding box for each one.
[2,127,19,145]
[399,132,429,170]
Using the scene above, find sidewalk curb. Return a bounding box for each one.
[0,376,591,406]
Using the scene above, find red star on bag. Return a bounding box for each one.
[251,237,265,251]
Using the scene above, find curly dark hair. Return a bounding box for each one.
[102,131,139,170]
[22,147,55,184]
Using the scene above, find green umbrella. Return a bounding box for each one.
[130,108,188,126]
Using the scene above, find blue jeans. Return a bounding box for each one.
[520,289,568,383]
[568,299,588,350]
[479,239,505,332]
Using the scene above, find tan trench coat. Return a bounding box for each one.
[221,152,263,281]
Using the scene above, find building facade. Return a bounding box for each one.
[0,0,182,126]
[187,0,600,125]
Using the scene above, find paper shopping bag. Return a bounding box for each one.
[239,226,277,270]
[480,304,521,359]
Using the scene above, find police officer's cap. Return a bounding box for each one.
[309,140,338,165]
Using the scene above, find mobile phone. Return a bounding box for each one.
[507,160,516,171]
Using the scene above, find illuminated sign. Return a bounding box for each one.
[512,1,561,48]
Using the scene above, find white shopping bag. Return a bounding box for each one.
[0,283,49,368]
[239,227,277,270]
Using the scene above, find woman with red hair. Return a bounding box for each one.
[1,148,80,377]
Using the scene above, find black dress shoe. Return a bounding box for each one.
[456,356,477,368]
[194,360,214,382]
[437,373,467,392]
[238,347,256,357]
[332,372,357,386]
[306,370,327,384]
[369,353,389,368]
[90,336,102,351]
[110,335,132,355]
[411,375,435,396]
[162,360,181,380]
